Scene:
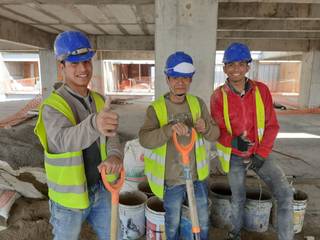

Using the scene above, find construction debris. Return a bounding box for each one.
[0,96,41,129]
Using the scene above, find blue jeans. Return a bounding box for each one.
[163,180,209,240]
[228,154,294,240]
[49,181,112,240]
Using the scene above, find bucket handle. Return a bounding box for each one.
[257,177,262,208]
[250,174,263,209]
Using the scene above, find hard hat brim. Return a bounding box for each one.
[164,71,195,78]
[223,58,252,64]
[64,50,95,63]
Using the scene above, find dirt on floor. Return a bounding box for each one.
[0,197,99,240]
[0,176,319,240]
[0,170,98,240]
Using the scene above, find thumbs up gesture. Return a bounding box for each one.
[96,97,119,137]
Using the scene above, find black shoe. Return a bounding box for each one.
[226,232,241,240]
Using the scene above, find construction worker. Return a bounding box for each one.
[210,42,293,240]
[139,51,220,240]
[34,31,123,240]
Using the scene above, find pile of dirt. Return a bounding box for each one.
[0,120,43,170]
[0,196,99,240]
[0,198,51,239]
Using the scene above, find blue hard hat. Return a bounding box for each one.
[223,42,252,64]
[164,51,195,78]
[54,31,95,62]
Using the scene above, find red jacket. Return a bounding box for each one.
[210,80,279,158]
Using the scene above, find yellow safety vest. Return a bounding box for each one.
[34,91,116,209]
[216,84,265,173]
[144,94,209,199]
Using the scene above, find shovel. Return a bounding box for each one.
[100,167,125,240]
[173,128,201,240]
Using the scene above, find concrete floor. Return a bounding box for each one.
[0,96,319,239]
[0,99,29,117]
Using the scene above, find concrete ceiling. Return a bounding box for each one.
[0,0,320,51]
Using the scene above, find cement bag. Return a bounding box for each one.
[122,139,146,192]
[0,189,20,230]
[0,170,43,199]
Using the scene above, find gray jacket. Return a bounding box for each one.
[42,84,123,186]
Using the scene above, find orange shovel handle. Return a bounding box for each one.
[100,167,125,204]
[172,128,197,165]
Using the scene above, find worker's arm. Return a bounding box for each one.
[139,106,173,149]
[195,97,220,142]
[97,133,123,174]
[99,132,124,173]
[106,133,123,160]
[43,105,100,153]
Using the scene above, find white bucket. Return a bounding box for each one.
[209,183,232,229]
[145,196,166,240]
[293,190,308,234]
[244,190,273,233]
[119,191,148,239]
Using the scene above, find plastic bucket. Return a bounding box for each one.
[244,190,272,232]
[209,183,232,229]
[145,196,166,240]
[180,199,212,239]
[293,190,308,234]
[119,191,148,239]
[138,181,154,198]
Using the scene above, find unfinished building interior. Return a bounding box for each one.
[0,0,319,239]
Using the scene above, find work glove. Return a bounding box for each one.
[249,154,265,172]
[232,135,252,152]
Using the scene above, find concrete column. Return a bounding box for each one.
[0,54,9,101]
[299,50,320,108]
[90,52,105,96]
[39,50,57,99]
[155,0,218,104]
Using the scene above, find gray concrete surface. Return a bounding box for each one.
[0,99,29,118]
[155,0,218,104]
[275,113,320,178]
[2,1,320,52]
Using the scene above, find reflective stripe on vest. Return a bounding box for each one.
[47,180,87,194]
[255,86,265,142]
[144,94,209,199]
[34,91,115,209]
[216,84,265,173]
